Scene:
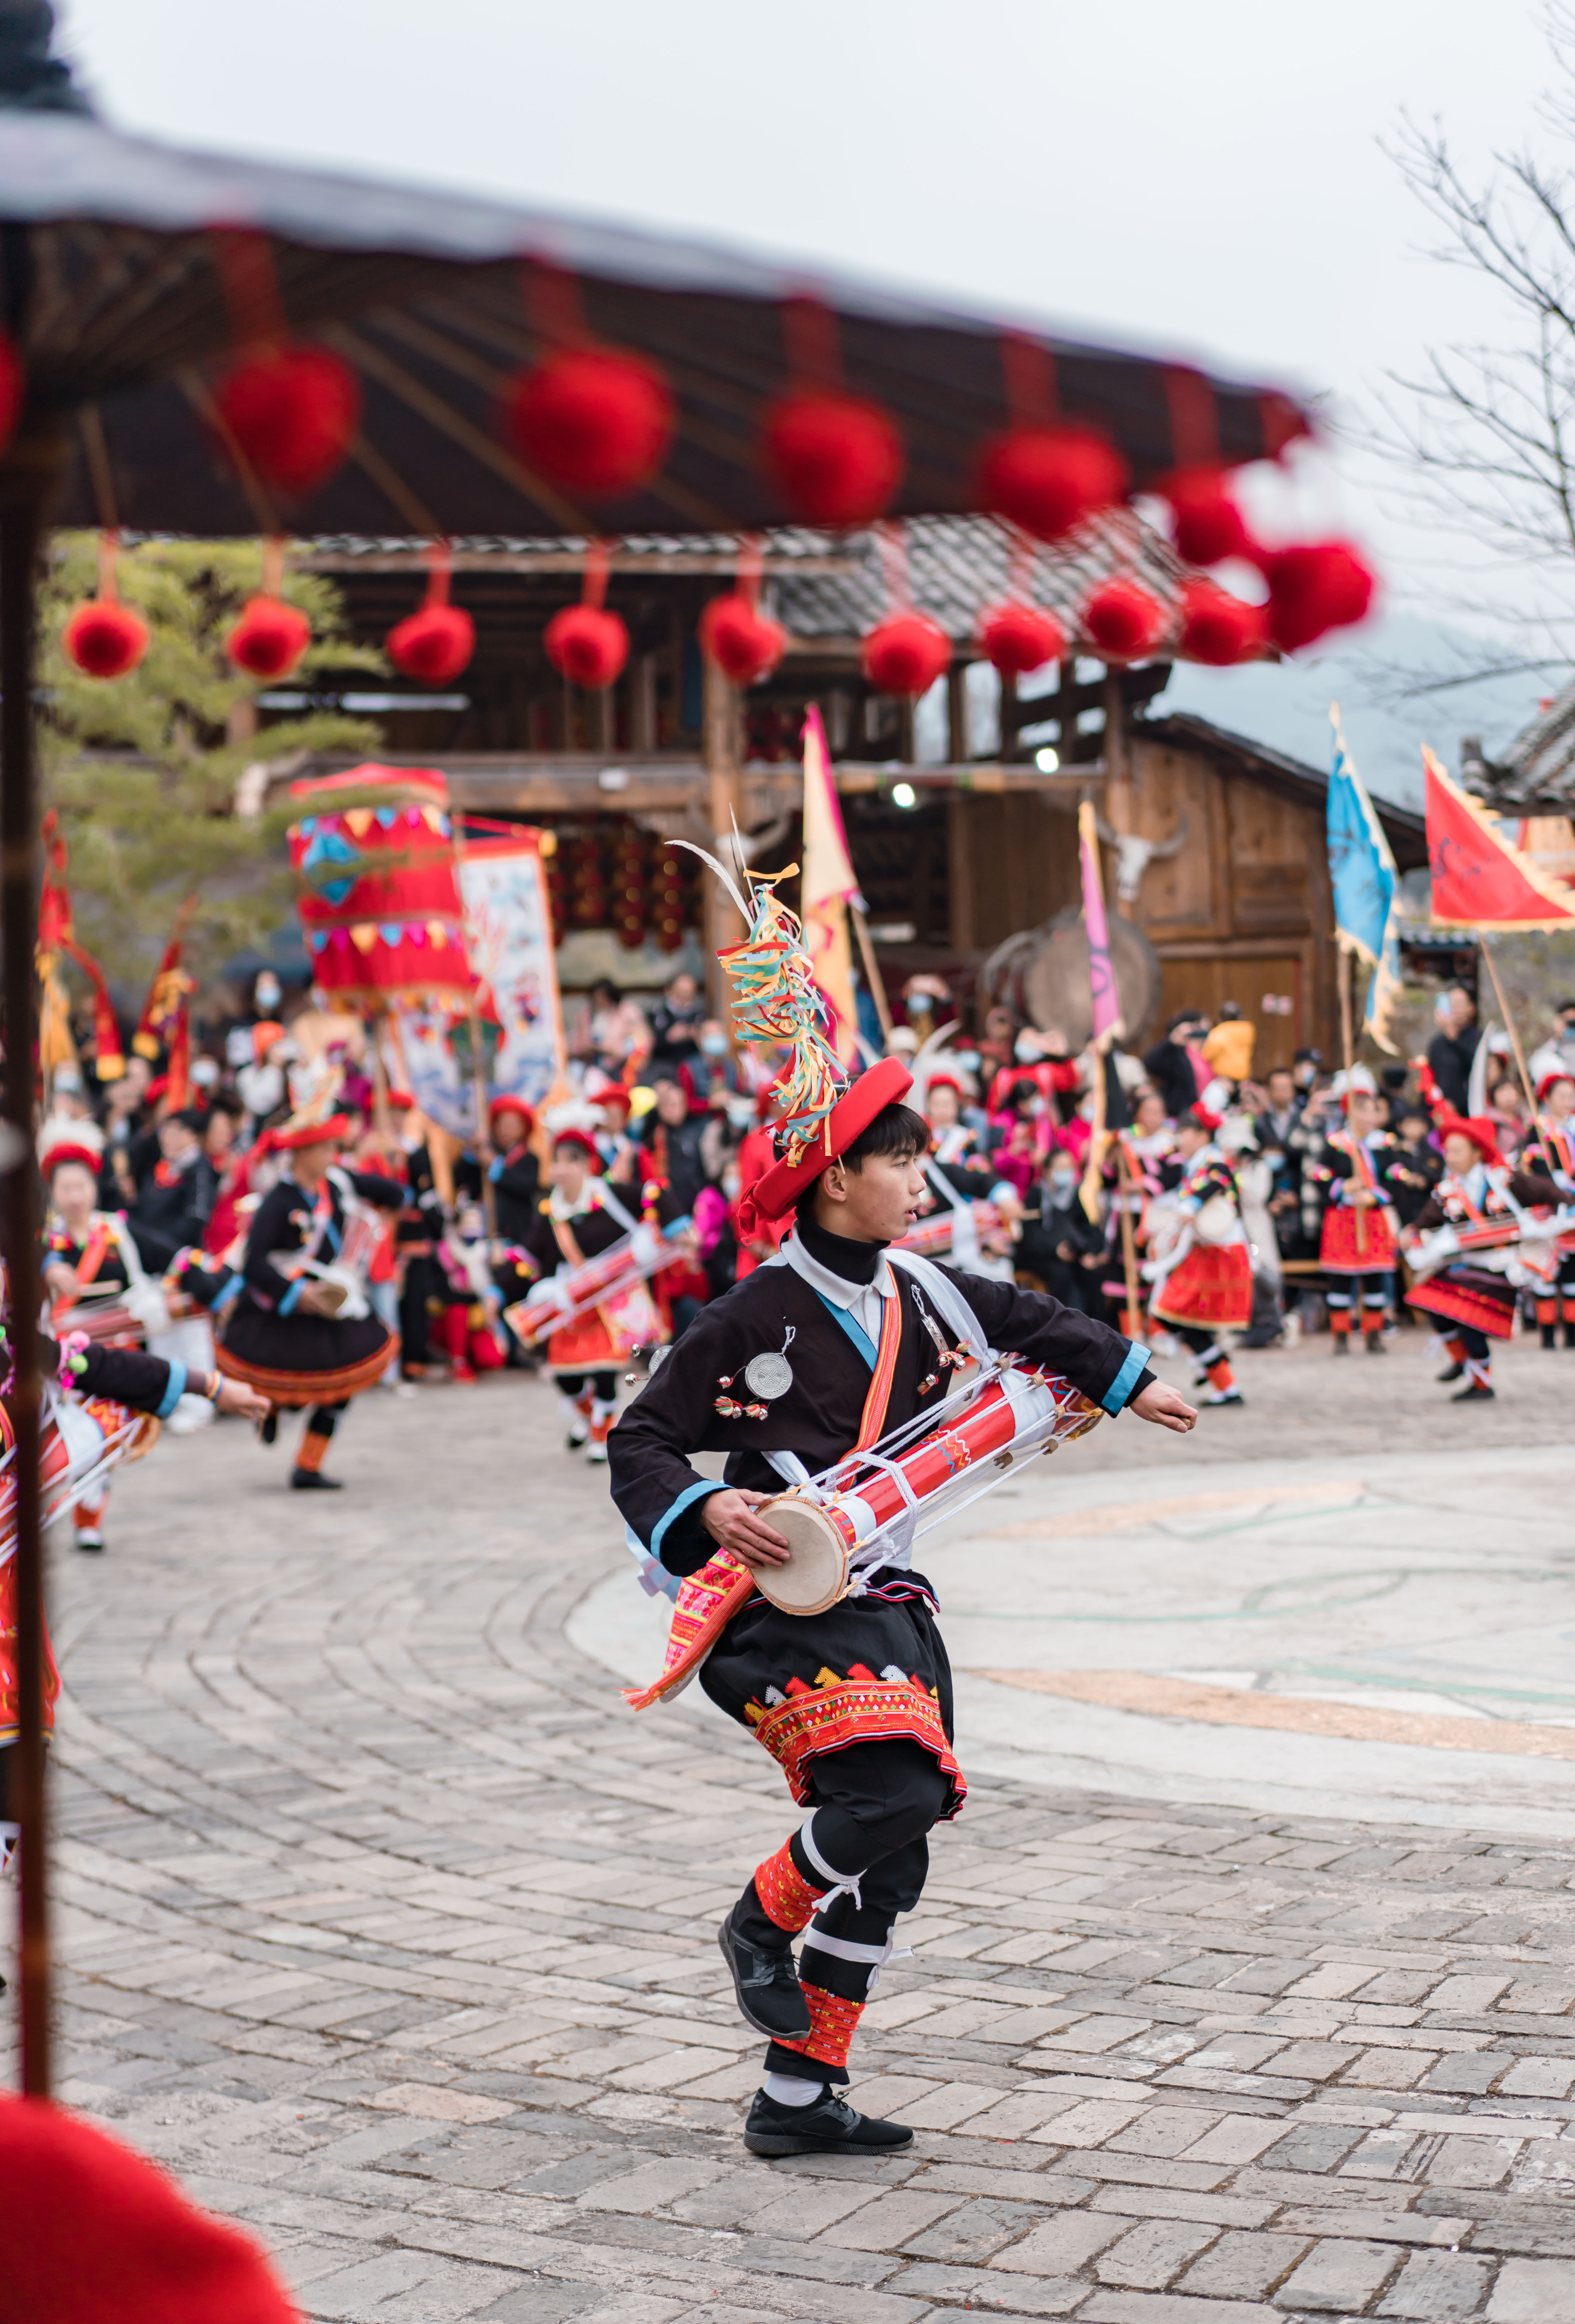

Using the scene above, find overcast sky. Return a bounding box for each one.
[51,0,1569,789]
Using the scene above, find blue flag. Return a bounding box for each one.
[1327,709,1402,1053]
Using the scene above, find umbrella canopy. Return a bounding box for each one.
[0,102,1308,539]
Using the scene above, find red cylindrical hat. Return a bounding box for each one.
[744,1056,914,1222]
[551,1126,600,1159]
[489,1094,536,1132]
[272,1111,351,1151]
[1536,1069,1575,1103]
[41,1137,104,1179]
[1437,1111,1504,1166]
[925,1070,967,1102]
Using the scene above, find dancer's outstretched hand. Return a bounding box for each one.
[701,1487,792,1567]
[1130,1378,1197,1433]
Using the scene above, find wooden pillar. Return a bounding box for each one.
[1102,666,1132,831]
[590,677,614,755]
[947,789,975,952]
[1,419,63,2099]
[630,651,657,753]
[703,654,745,1014]
[999,670,1019,761]
[1056,657,1077,763]
[897,694,916,766]
[946,663,969,764]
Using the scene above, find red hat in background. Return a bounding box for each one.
[386,1089,416,1112]
[272,1111,351,1152]
[1184,1101,1223,1135]
[925,1070,967,1102]
[145,1075,170,1105]
[1437,1112,1504,1166]
[740,1055,914,1230]
[489,1094,536,1133]
[0,2092,300,2324]
[1536,1069,1575,1103]
[550,1125,600,1159]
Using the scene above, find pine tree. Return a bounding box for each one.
[41,534,384,1001]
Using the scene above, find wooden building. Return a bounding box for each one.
[257,525,1423,1061]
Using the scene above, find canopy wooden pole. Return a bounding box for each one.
[1478,934,1541,1127]
[1,427,59,2097]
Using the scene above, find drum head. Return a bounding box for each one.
[752,1496,850,1616]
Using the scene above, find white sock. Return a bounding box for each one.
[762,2070,825,2107]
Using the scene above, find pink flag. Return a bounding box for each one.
[1079,799,1121,1041]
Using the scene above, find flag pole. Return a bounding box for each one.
[1115,1134,1144,1336]
[850,903,894,1044]
[1478,932,1541,1126]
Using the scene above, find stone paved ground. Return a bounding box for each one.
[6,1337,1575,2322]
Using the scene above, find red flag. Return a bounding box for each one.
[1425,748,1575,930]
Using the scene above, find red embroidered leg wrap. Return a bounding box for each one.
[1207,1357,1236,1393]
[753,1836,829,1934]
[1329,1309,1351,1337]
[1445,1335,1467,1362]
[1537,1298,1558,1328]
[775,1984,866,2073]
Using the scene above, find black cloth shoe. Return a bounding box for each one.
[744,2085,914,2157]
[259,1410,279,1445]
[1542,1326,1559,1350]
[1363,1332,1388,1354]
[1450,1382,1495,1401]
[290,1468,344,1489]
[717,1912,811,2040]
[1330,1334,1349,1355]
[1436,1360,1465,1383]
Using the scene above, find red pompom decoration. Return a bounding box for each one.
[699,591,788,686]
[63,599,149,681]
[1177,579,1266,667]
[214,345,360,496]
[545,603,630,689]
[0,332,23,460]
[761,393,904,526]
[227,594,311,681]
[387,602,475,686]
[1081,577,1168,662]
[1163,467,1253,567]
[978,426,1127,543]
[861,612,951,697]
[979,602,1064,680]
[506,349,674,497]
[1262,540,1377,653]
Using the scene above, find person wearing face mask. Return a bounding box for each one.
[690,1019,739,1103]
[1015,1149,1105,1311]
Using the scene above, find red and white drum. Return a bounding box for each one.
[753,1366,1102,1615]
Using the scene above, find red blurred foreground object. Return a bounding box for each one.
[62,597,147,680]
[0,2093,301,2324]
[1163,466,1254,567]
[227,594,311,681]
[978,426,1126,543]
[699,591,787,685]
[761,393,904,526]
[214,345,360,497]
[545,602,629,688]
[1081,576,1167,662]
[979,602,1063,679]
[1177,579,1265,667]
[1262,540,1376,652]
[506,348,674,497]
[862,612,951,696]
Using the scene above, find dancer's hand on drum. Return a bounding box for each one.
[700,1487,792,1567]
[1130,1378,1197,1433]
[296,1281,340,1318]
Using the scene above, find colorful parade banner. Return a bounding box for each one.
[459,828,566,1110]
[1328,709,1402,1052]
[1425,747,1575,931]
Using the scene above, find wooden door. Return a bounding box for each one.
[1156,953,1305,1077]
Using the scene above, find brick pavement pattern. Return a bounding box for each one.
[6,1360,1575,2322]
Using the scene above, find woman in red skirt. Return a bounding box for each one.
[1147,1103,1253,1405]
[1403,1115,1561,1401]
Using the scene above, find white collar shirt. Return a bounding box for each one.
[776,1227,895,1352]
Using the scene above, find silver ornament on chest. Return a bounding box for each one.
[743,1323,795,1402]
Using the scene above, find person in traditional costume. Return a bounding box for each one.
[608,877,1194,2160]
[923,1072,988,1176]
[1520,1071,1575,1348]
[1403,1115,1562,1400]
[215,1106,403,1487]
[514,1129,688,1463]
[1,1321,268,1865]
[1143,1102,1252,1405]
[1308,1067,1404,1356]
